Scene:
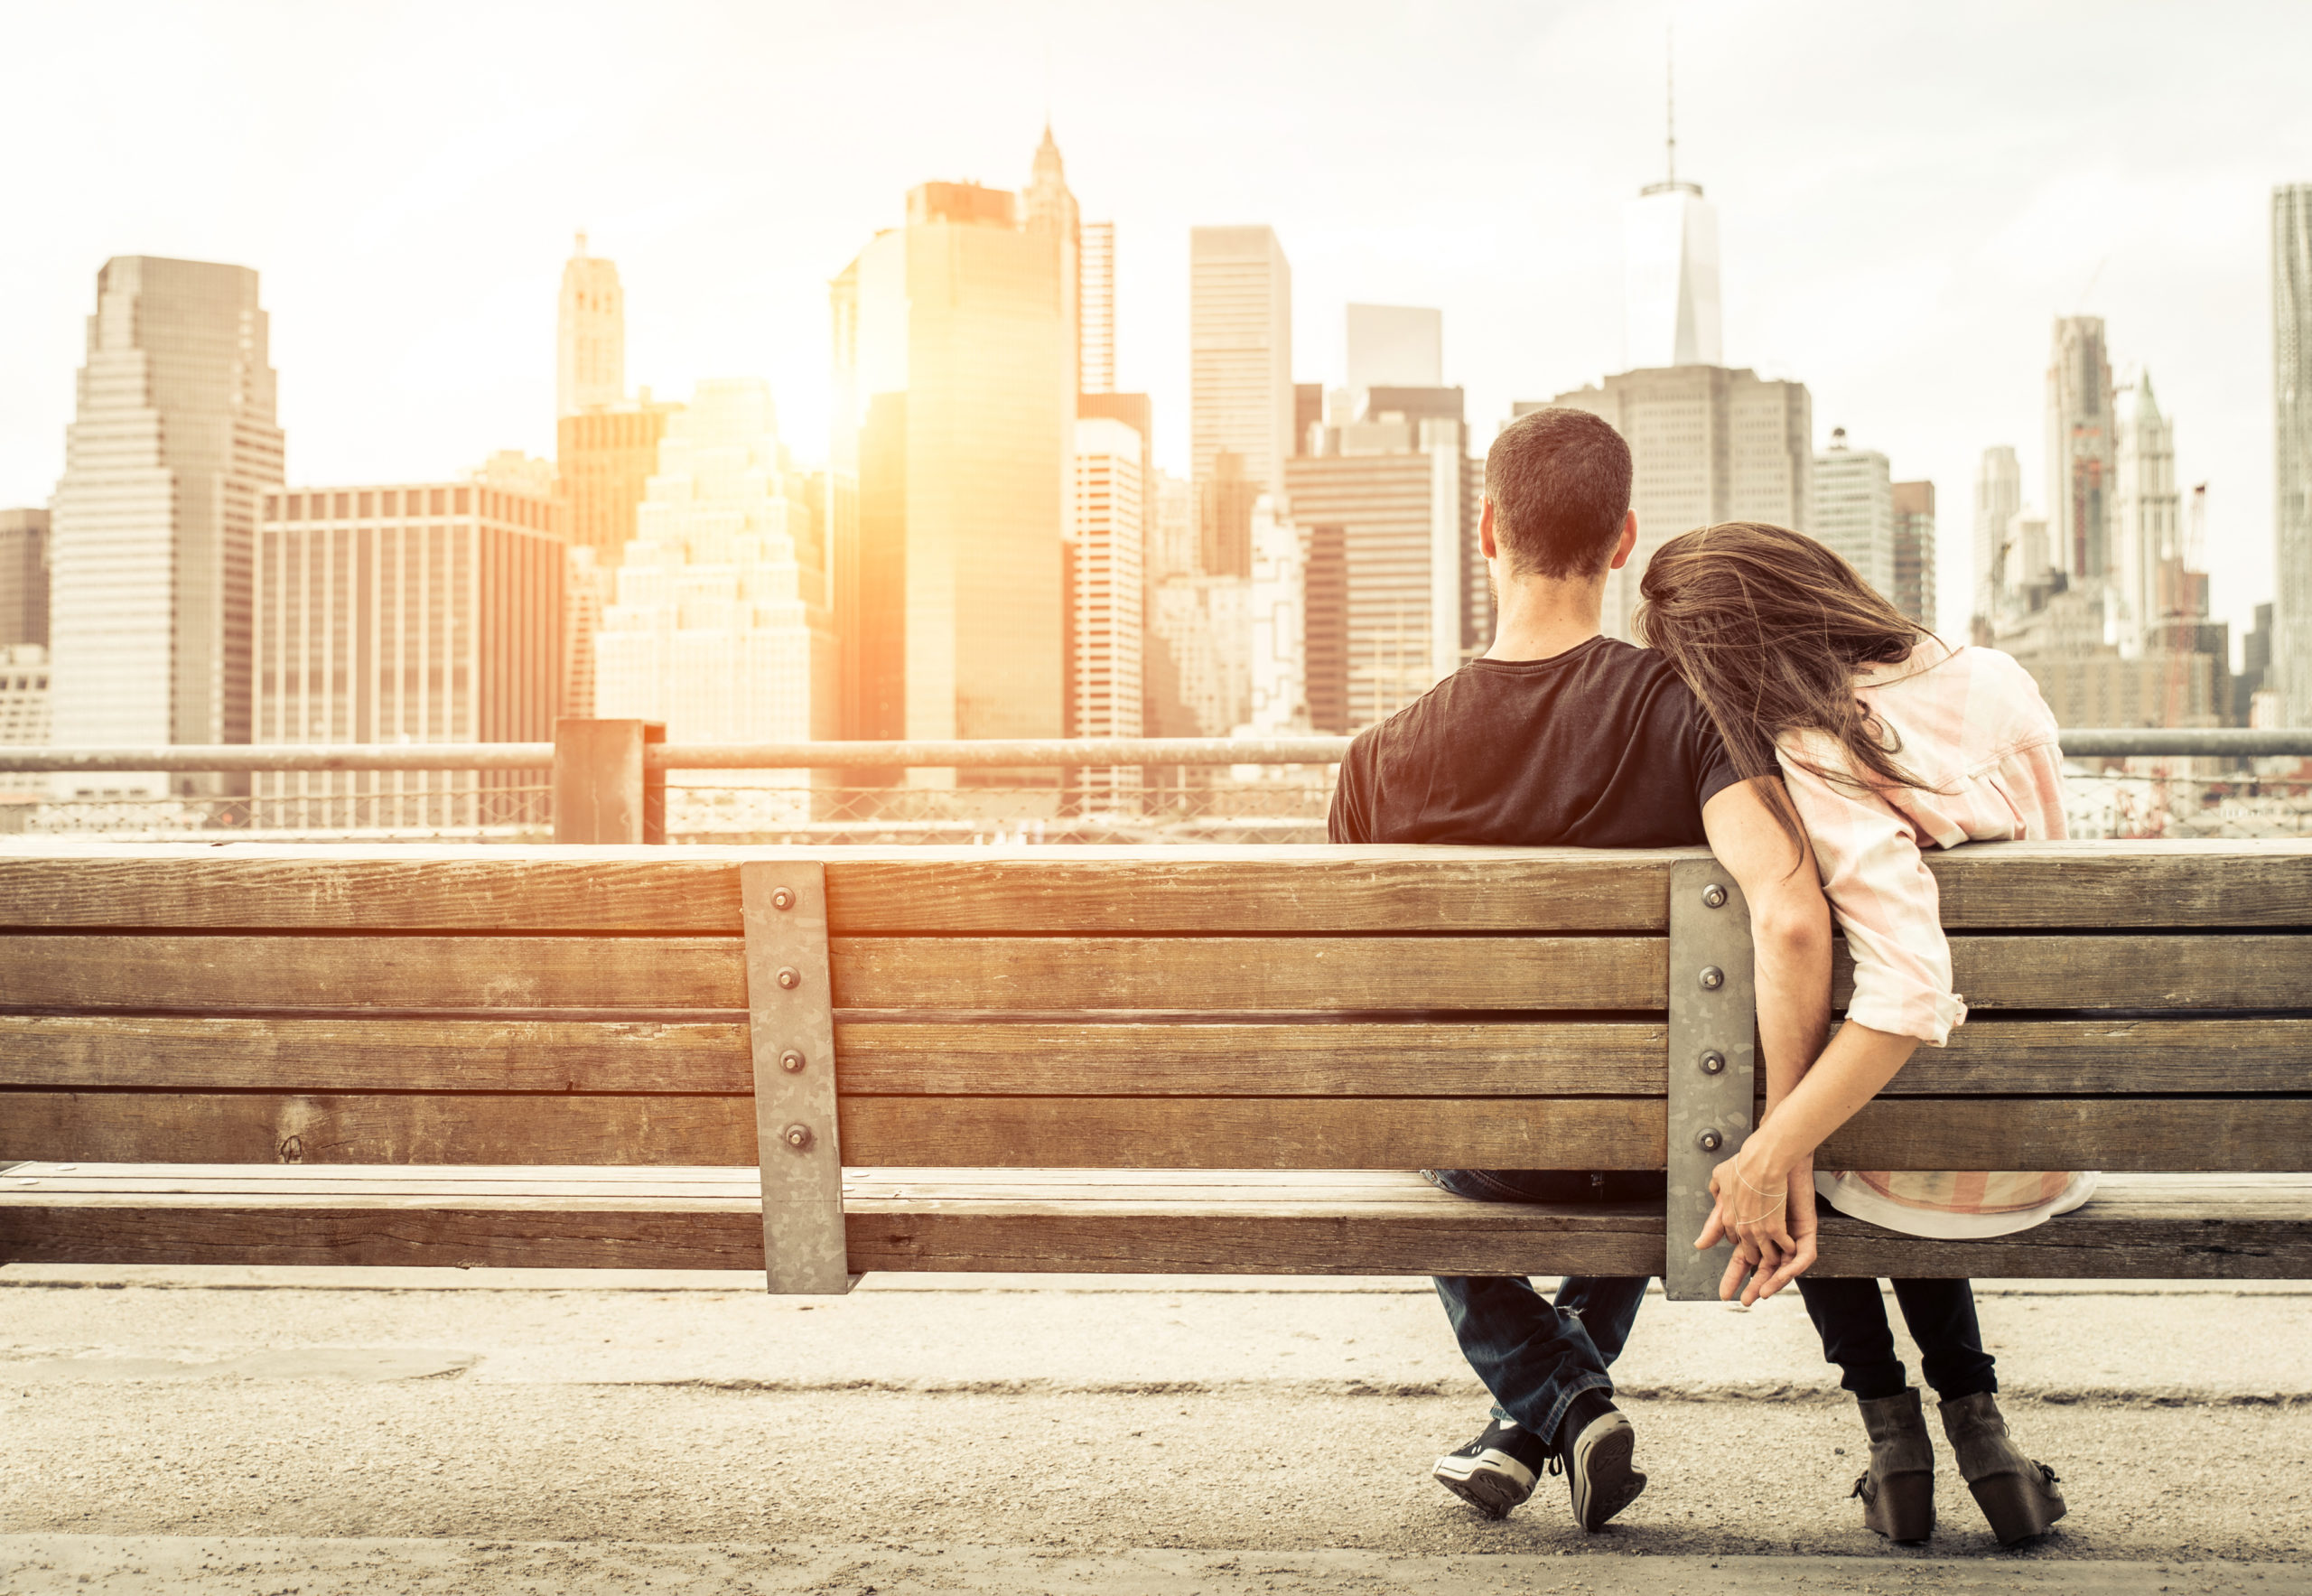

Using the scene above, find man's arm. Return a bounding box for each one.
[1700,777,1834,1298]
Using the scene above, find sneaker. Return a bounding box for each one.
[1432,1418,1552,1519]
[1562,1406,1646,1532]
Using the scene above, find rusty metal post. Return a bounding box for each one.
[741,859,853,1293]
[552,719,664,844]
[1664,856,1759,1302]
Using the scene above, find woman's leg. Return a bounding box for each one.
[1888,1278,1997,1401]
[1795,1276,1909,1398]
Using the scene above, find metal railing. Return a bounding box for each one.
[4,727,2310,845]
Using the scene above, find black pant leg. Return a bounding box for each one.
[1888,1277,1998,1401]
[1797,1275,1909,1400]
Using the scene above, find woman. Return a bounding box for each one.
[1635,521,2090,1548]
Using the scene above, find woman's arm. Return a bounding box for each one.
[1698,777,1834,1294]
[1699,735,1957,1298]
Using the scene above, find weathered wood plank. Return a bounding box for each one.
[1895,1019,2312,1095]
[4,1169,2307,1279]
[834,938,1664,1011]
[1820,1098,2312,1171]
[0,1015,754,1093]
[837,1022,1664,1095]
[0,845,1688,933]
[1831,936,2312,1011]
[0,1091,762,1167]
[6,840,2309,934]
[0,936,744,1012]
[837,1097,1665,1170]
[0,1016,1665,1096]
[1926,840,2312,930]
[1,1090,1662,1170]
[14,1009,2311,1098]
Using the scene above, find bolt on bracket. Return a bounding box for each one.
[741,859,855,1294]
[1664,857,1758,1302]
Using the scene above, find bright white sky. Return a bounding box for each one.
[5,0,2309,648]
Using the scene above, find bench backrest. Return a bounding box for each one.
[5,840,2309,1290]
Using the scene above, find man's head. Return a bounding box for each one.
[1482,407,1635,581]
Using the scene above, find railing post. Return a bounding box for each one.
[552,719,665,844]
[1664,856,1759,1302]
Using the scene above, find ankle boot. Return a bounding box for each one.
[1851,1388,1935,1543]
[1938,1391,2065,1545]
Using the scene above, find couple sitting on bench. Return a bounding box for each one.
[1328,407,2082,1545]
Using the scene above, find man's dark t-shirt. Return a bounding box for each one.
[1328,635,1742,849]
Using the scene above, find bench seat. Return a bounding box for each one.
[5,1164,2308,1281]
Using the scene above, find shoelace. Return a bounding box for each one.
[1545,1455,1566,1478]
[1849,1472,1873,1501]
[2036,1461,2061,1485]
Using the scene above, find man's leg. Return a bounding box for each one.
[1424,1168,1652,1527]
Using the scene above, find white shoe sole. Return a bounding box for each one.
[1432,1447,1538,1520]
[1567,1412,1645,1532]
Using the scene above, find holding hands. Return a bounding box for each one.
[1694,1139,1818,1306]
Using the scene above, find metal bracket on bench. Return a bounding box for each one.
[1664,857,1758,1302]
[741,860,855,1294]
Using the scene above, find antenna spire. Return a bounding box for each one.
[1665,25,1676,186]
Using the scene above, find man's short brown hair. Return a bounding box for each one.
[1483,407,1634,579]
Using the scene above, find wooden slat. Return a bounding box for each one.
[0,1015,753,1093]
[0,1016,1666,1096]
[1831,936,2312,1011]
[16,1009,2311,1098]
[4,1168,2308,1280]
[0,844,1692,934]
[0,936,743,1012]
[836,1021,1665,1095]
[6,840,2310,934]
[1820,1097,2312,1171]
[1895,1019,2312,1094]
[1927,840,2312,929]
[833,937,1663,1011]
[838,1097,1664,1170]
[1,1091,1662,1170]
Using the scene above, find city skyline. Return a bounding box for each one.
[3,2,2310,658]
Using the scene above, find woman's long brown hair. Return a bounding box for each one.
[1635,520,1930,850]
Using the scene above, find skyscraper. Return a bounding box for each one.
[1891,480,1936,632]
[2273,183,2312,723]
[1244,494,1306,736]
[1190,226,1293,558]
[2046,315,2117,586]
[1067,415,1144,795]
[48,257,284,761]
[1624,83,1721,369]
[594,378,835,759]
[1081,220,1115,397]
[558,234,624,418]
[1973,446,2021,626]
[1813,428,1896,602]
[0,509,48,649]
[254,479,565,826]
[2116,371,2181,656]
[1537,368,1811,639]
[1286,401,1484,731]
[558,397,680,565]
[831,179,1071,747]
[1346,304,1443,391]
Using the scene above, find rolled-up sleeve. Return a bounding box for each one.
[1778,733,1966,1047]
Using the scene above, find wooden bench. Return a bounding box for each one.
[2,840,2308,1299]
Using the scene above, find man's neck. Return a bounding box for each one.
[1484,574,1609,663]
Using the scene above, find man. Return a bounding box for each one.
[1327,407,1832,1531]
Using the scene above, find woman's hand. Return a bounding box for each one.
[1693,1135,1815,1302]
[1730,1156,1818,1305]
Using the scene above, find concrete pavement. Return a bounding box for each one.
[3,1267,2308,1591]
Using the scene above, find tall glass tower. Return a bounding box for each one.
[1624,61,1721,370]
[2274,183,2312,723]
[48,257,283,762]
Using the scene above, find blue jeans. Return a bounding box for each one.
[1425,1167,1660,1448]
